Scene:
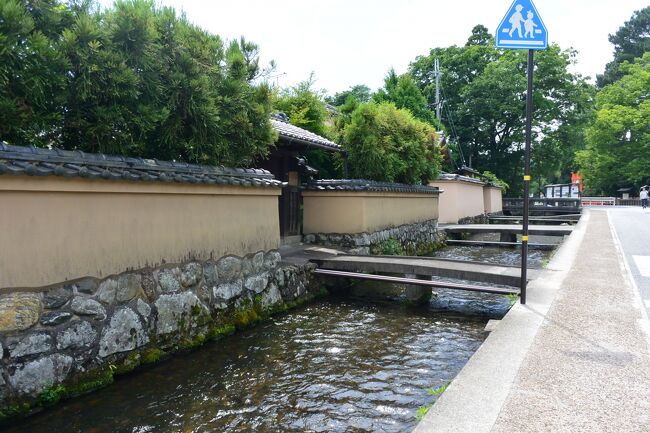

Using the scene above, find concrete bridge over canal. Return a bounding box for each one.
[313,255,536,288]
[442,224,574,236]
[290,222,573,297]
[441,223,573,243]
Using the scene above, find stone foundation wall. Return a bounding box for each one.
[0,251,316,420]
[457,211,504,225]
[458,214,488,225]
[303,219,445,256]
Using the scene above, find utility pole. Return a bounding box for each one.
[434,58,442,121]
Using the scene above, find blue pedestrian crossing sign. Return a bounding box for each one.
[495,0,548,50]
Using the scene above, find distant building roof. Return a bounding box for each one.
[0,143,284,188]
[271,113,342,152]
[304,179,441,195]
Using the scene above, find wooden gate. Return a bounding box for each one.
[279,185,301,237]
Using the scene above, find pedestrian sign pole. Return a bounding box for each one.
[496,0,547,304]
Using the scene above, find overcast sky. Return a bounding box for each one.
[99,0,648,95]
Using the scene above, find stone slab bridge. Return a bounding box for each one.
[313,255,535,287]
[441,224,574,243]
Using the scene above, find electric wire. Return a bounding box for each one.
[439,83,467,168]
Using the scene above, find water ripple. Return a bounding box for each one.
[5,299,488,433]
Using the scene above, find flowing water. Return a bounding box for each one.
[6,299,488,433]
[429,239,551,316]
[5,243,552,433]
[434,232,551,268]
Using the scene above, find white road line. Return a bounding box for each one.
[632,255,650,277]
[607,210,649,322]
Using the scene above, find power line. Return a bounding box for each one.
[439,83,467,168]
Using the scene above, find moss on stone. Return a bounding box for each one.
[0,365,117,423]
[370,236,446,258]
[206,324,236,340]
[141,348,166,365]
[114,351,141,375]
[370,238,405,256]
[263,302,289,316]
[64,366,115,397]
[179,332,209,350]
[36,384,66,407]
[191,333,206,347]
[231,307,261,329]
[0,402,32,422]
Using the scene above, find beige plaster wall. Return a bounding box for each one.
[484,186,503,213]
[429,180,485,224]
[0,176,281,289]
[302,191,439,234]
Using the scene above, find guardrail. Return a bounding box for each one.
[580,197,643,206]
[616,198,641,206]
[504,197,582,209]
[581,197,616,206]
[506,197,645,208]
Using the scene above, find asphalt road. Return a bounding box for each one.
[607,206,650,317]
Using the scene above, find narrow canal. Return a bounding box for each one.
[5,244,550,433]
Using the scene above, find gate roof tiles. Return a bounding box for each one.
[271,114,341,151]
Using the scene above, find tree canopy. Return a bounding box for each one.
[326,84,371,107]
[373,69,441,128]
[342,101,441,184]
[597,7,650,88]
[274,75,331,138]
[577,53,650,195]
[409,26,594,194]
[0,0,276,166]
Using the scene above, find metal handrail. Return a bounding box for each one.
[581,197,616,206]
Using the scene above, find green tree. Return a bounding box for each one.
[597,7,650,88]
[342,101,441,184]
[326,84,371,107]
[374,69,441,128]
[577,53,650,195]
[0,0,74,146]
[465,24,491,47]
[0,0,276,167]
[409,27,593,194]
[274,75,342,178]
[274,74,331,138]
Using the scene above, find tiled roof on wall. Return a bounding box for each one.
[0,143,284,188]
[437,173,487,185]
[271,114,341,151]
[304,179,441,195]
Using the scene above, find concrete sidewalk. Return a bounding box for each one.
[414,210,650,433]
